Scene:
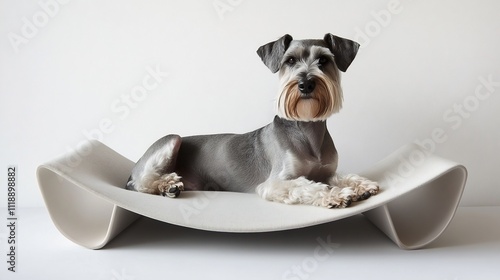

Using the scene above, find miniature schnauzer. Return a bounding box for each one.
[126,33,379,208]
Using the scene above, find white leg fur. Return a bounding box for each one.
[128,141,184,196]
[329,174,379,201]
[256,176,354,208]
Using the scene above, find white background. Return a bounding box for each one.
[1,0,500,208]
[1,1,500,280]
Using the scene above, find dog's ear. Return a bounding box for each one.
[323,33,360,72]
[257,34,293,73]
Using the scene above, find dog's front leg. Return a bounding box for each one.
[256,177,354,208]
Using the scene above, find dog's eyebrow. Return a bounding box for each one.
[310,46,334,59]
[282,45,310,62]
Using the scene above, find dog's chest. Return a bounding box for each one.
[270,120,338,183]
[278,149,337,183]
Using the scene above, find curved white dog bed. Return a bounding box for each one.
[37,140,467,250]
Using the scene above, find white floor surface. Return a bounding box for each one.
[0,206,499,280]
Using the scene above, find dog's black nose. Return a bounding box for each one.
[298,79,316,94]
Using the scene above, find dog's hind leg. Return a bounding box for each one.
[126,135,184,198]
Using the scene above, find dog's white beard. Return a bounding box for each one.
[294,99,321,121]
[277,77,342,122]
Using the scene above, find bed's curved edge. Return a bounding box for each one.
[362,144,468,249]
[36,147,140,250]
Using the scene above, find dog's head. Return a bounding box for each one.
[257,34,359,121]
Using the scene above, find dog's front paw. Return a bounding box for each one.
[333,174,379,202]
[351,178,379,202]
[152,173,184,198]
[161,182,184,198]
[324,187,354,209]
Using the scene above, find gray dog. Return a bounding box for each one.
[126,33,379,208]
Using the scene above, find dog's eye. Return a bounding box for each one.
[286,57,296,66]
[318,56,328,66]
